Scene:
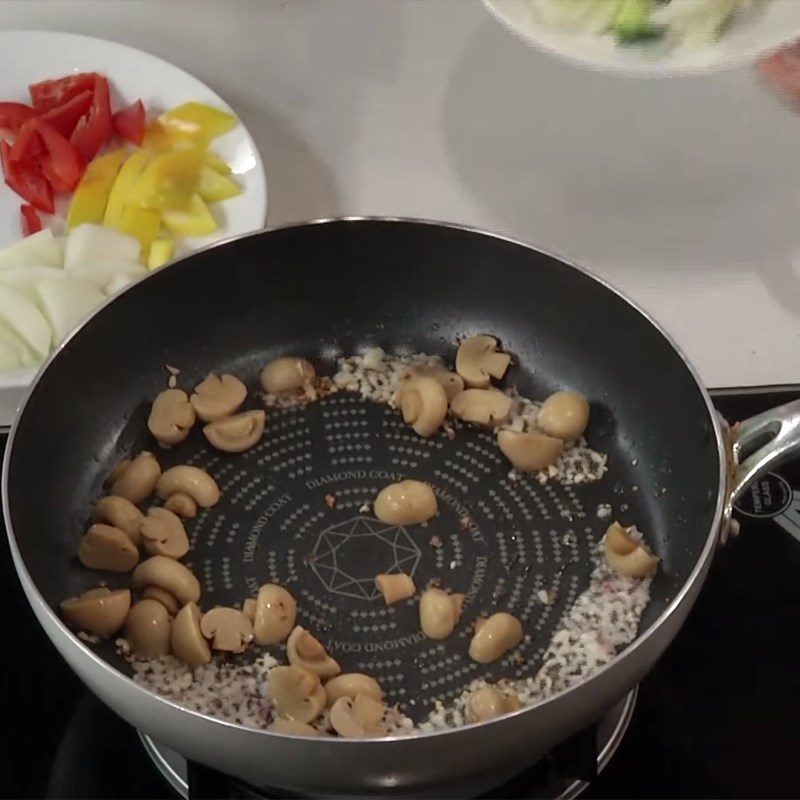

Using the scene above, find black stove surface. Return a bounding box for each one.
[2,389,799,800]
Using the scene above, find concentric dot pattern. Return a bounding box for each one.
[184,392,601,718]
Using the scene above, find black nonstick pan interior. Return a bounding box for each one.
[6,219,720,718]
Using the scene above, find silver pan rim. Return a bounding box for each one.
[2,216,727,744]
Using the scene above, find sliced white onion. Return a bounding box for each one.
[64,224,140,271]
[0,229,62,270]
[35,277,105,346]
[0,284,52,360]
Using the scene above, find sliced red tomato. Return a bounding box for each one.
[29,72,99,113]
[33,118,84,193]
[0,102,35,135]
[70,75,112,162]
[1,139,54,214]
[8,120,46,173]
[20,204,43,236]
[112,99,145,146]
[39,90,93,138]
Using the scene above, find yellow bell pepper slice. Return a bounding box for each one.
[159,102,237,140]
[143,119,210,152]
[120,206,161,259]
[67,149,128,229]
[104,150,153,228]
[204,150,232,175]
[148,238,174,270]
[129,150,205,211]
[198,166,241,203]
[161,193,218,236]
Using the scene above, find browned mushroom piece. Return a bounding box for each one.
[399,364,464,401]
[466,685,521,723]
[286,626,340,678]
[132,556,201,605]
[200,607,254,653]
[455,335,511,388]
[61,588,131,638]
[496,430,563,472]
[171,602,212,667]
[252,583,297,645]
[163,492,198,519]
[92,496,144,546]
[329,694,387,738]
[324,673,384,708]
[142,585,180,615]
[140,507,190,559]
[260,357,316,395]
[148,388,196,446]
[468,612,523,664]
[156,466,220,508]
[537,391,590,440]
[375,573,416,605]
[190,373,248,422]
[78,524,140,572]
[450,388,512,426]
[373,480,437,525]
[203,410,266,453]
[266,665,326,724]
[109,451,162,504]
[396,376,448,438]
[125,599,172,657]
[604,522,659,578]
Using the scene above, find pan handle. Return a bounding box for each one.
[729,398,800,502]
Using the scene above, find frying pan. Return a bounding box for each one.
[4,218,797,797]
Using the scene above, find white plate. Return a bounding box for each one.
[483,0,800,76]
[0,30,267,425]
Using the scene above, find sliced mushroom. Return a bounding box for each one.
[203,410,266,453]
[455,335,511,388]
[269,718,321,736]
[109,451,161,504]
[61,587,131,638]
[171,602,212,667]
[200,607,254,653]
[140,507,190,559]
[286,626,341,679]
[537,391,590,440]
[324,673,384,708]
[148,388,196,446]
[419,588,463,640]
[329,694,387,738]
[132,556,201,605]
[497,430,563,472]
[143,585,180,615]
[468,612,523,664]
[260,357,316,394]
[78,524,139,572]
[156,466,220,508]
[604,522,659,578]
[92,496,144,546]
[125,599,172,657]
[396,376,448,438]
[374,480,437,525]
[164,491,198,519]
[450,388,512,426]
[375,573,416,605]
[466,686,521,723]
[266,665,326,724]
[253,583,297,645]
[190,373,248,422]
[400,364,464,401]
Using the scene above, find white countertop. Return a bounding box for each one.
[3,0,800,389]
